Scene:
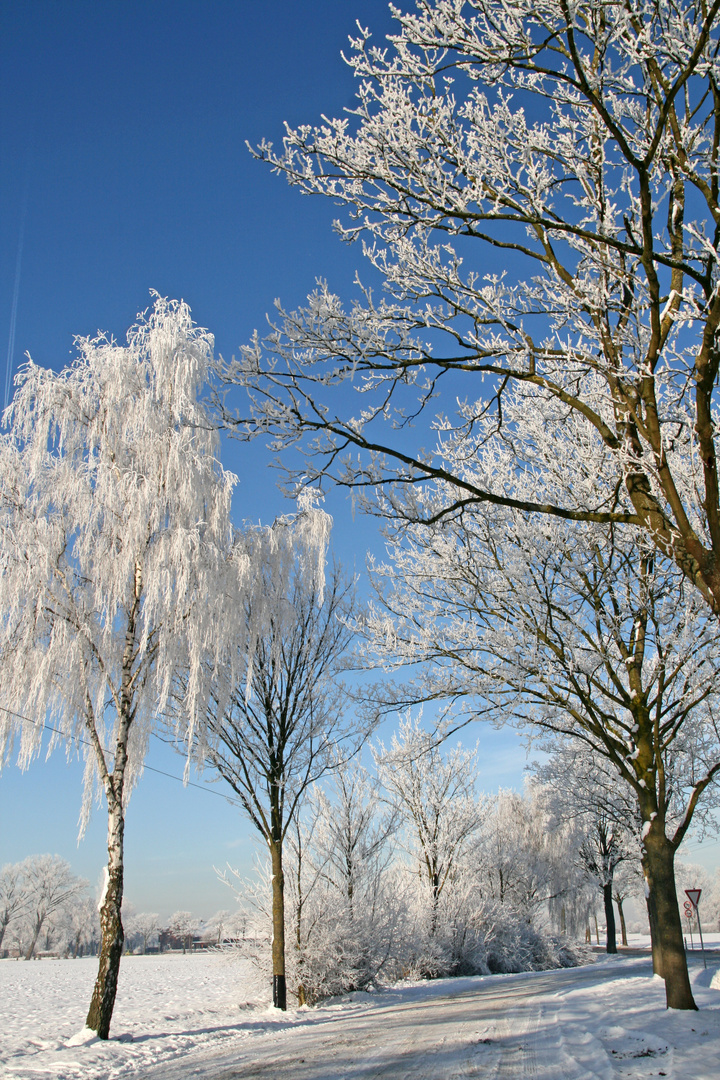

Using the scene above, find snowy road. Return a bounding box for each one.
[144,958,720,1080]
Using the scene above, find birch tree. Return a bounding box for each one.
[228,0,720,620]
[0,296,238,1036]
[202,533,361,1011]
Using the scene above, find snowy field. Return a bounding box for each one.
[2,951,720,1079]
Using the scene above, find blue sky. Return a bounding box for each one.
[1,1,716,919]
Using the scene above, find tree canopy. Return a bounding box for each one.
[229,0,720,616]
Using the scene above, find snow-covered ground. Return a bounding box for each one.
[2,949,720,1079]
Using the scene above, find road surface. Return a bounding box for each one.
[144,956,720,1080]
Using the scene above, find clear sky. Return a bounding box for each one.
[1,1,717,920]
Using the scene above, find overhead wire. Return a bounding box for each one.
[0,702,245,810]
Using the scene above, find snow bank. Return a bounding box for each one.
[0,952,258,1080]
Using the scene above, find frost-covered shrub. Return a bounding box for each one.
[221,853,408,1005]
[480,905,587,973]
[287,774,409,1004]
[399,880,588,981]
[292,886,409,1003]
[225,853,589,1003]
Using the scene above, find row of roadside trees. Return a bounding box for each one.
[223,0,720,1013]
[221,726,720,1007]
[0,291,717,1030]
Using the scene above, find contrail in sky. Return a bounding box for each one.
[4,192,28,415]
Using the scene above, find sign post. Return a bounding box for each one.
[685,889,706,969]
[683,900,695,950]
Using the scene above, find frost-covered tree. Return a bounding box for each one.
[0,297,238,1036]
[0,861,29,953]
[293,763,400,1002]
[476,785,581,927]
[203,909,231,945]
[311,761,396,924]
[612,861,644,948]
[231,0,720,621]
[374,715,483,938]
[366,440,720,1008]
[19,855,88,960]
[129,912,160,954]
[202,527,362,1011]
[168,910,197,953]
[535,742,639,953]
[578,816,632,955]
[63,897,101,958]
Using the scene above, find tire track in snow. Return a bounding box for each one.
[154,964,633,1080]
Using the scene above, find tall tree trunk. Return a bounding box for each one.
[270,840,287,1010]
[643,868,663,976]
[643,828,696,1010]
[86,796,125,1038]
[85,575,138,1038]
[603,882,617,954]
[295,837,307,1007]
[430,875,440,938]
[615,896,628,947]
[24,916,43,960]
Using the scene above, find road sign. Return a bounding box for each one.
[684,901,694,919]
[684,889,706,968]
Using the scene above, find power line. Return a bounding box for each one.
[0,702,244,811]
[5,704,716,855]
[683,837,720,853]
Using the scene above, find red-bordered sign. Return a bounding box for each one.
[685,888,702,908]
